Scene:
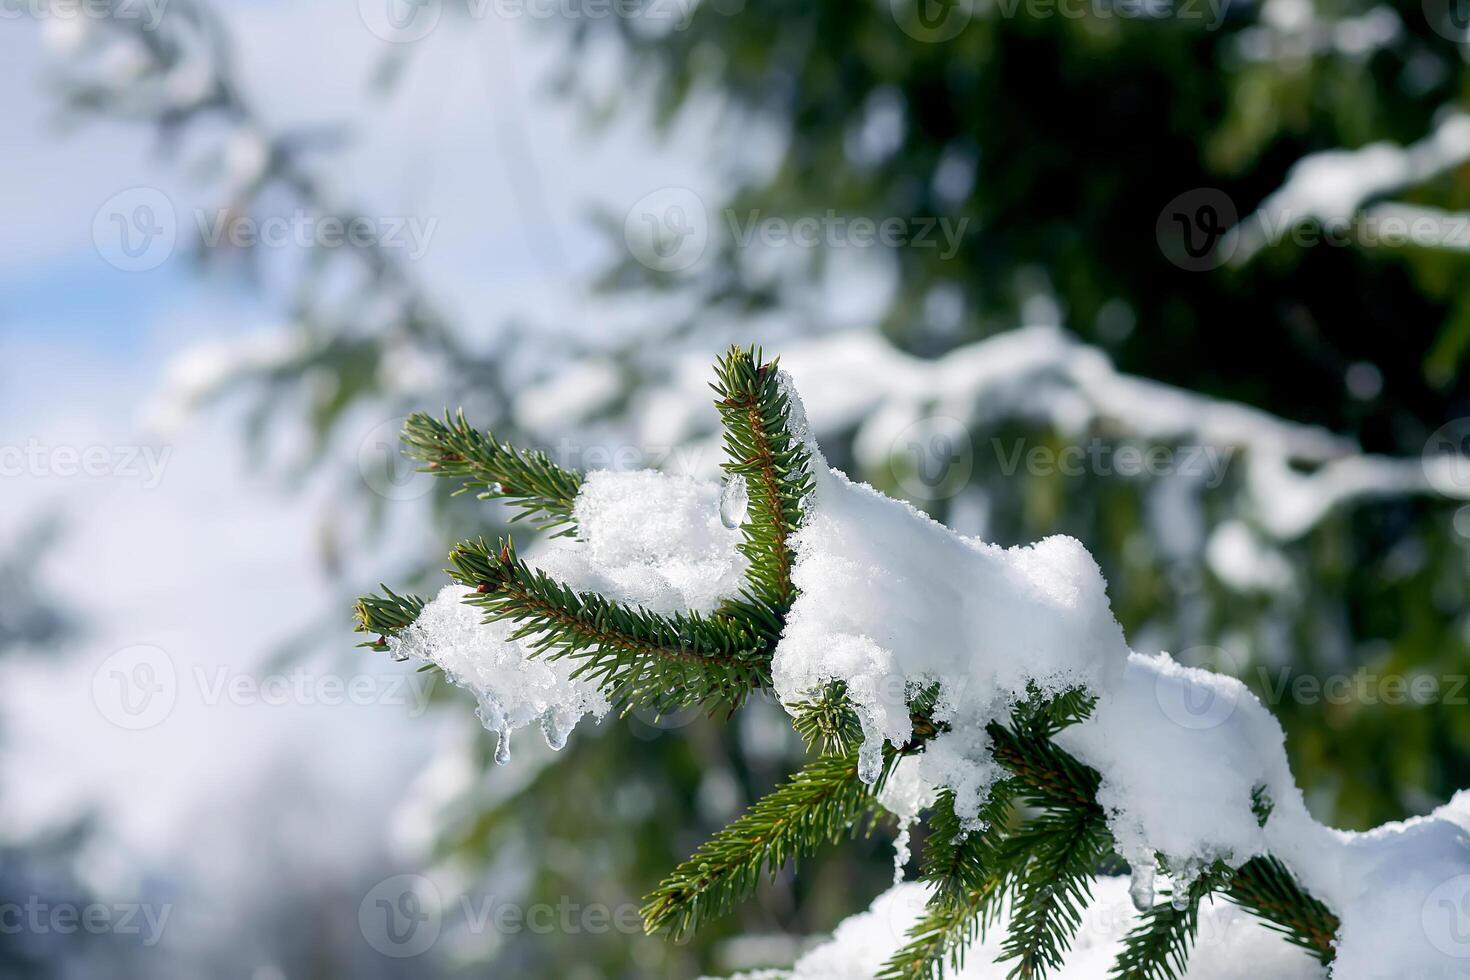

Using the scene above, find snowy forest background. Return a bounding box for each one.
[3,0,1470,975]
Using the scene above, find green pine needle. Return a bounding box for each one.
[402,410,584,536]
[354,347,1347,977]
[641,747,884,939]
[447,536,770,714]
[353,586,427,650]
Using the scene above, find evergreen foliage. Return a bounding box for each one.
[356,346,1346,978]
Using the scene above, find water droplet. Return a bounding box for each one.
[541,710,572,751]
[1170,889,1190,912]
[494,727,511,766]
[388,648,409,663]
[719,475,749,529]
[1129,861,1156,912]
[857,735,883,785]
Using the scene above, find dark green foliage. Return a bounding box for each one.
[1109,864,1228,980]
[790,681,865,756]
[1225,857,1339,964]
[996,806,1111,978]
[352,586,427,650]
[1251,784,1275,827]
[357,347,1347,978]
[877,785,1018,980]
[446,536,770,714]
[641,747,886,939]
[402,410,584,536]
[710,346,814,633]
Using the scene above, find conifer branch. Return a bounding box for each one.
[353,586,427,650]
[403,410,584,536]
[877,786,1018,980]
[447,537,770,713]
[995,805,1110,979]
[355,348,1348,977]
[1223,857,1338,963]
[711,347,813,630]
[1108,865,1228,979]
[640,747,884,939]
[789,681,865,756]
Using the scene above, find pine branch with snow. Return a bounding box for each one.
[353,345,1470,980]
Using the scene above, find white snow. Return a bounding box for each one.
[777,461,1127,806]
[400,368,1470,975]
[1230,109,1470,263]
[643,326,1465,546]
[714,876,1330,979]
[388,470,747,759]
[763,370,1470,977]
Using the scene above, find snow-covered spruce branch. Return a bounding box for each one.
[354,346,1470,978]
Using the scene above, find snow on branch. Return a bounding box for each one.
[640,326,1466,541]
[360,348,1470,977]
